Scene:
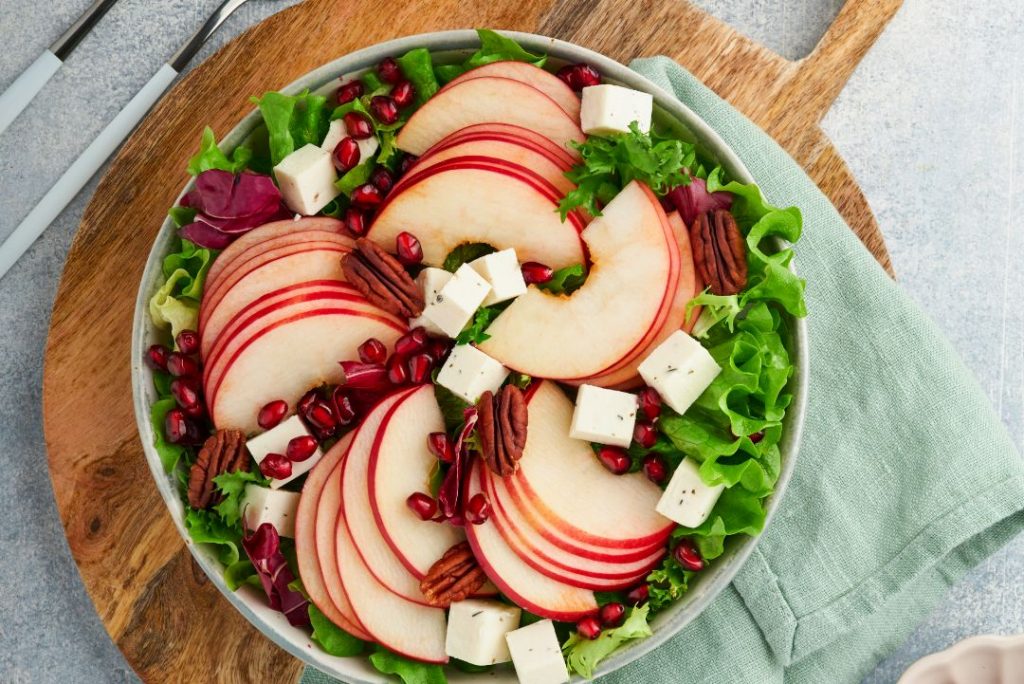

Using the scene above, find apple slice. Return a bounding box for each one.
[438,123,577,167]
[463,460,598,622]
[332,395,448,663]
[395,77,584,156]
[368,385,465,579]
[295,431,371,640]
[480,466,664,590]
[208,306,406,433]
[441,62,581,120]
[479,181,679,379]
[368,160,586,269]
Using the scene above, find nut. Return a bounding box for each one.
[187,429,249,509]
[341,238,424,317]
[477,385,527,477]
[690,209,748,295]
[420,541,488,607]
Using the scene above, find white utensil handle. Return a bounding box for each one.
[0,50,62,135]
[0,63,178,282]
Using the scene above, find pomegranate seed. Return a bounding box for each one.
[397,154,417,176]
[370,167,394,195]
[378,56,402,84]
[634,422,657,449]
[305,402,337,434]
[576,616,602,640]
[332,136,361,172]
[395,231,423,266]
[298,390,318,414]
[344,208,367,236]
[336,80,364,104]
[394,327,428,356]
[626,584,650,606]
[164,408,201,445]
[426,337,452,362]
[521,261,554,285]
[369,95,399,124]
[674,538,705,571]
[166,352,200,377]
[392,80,415,108]
[750,431,765,444]
[596,446,630,475]
[387,355,408,385]
[465,493,491,525]
[358,338,388,364]
[286,435,319,462]
[407,353,433,384]
[258,400,288,430]
[260,453,293,480]
[599,602,626,628]
[175,329,200,356]
[556,63,601,90]
[642,454,668,484]
[339,361,389,390]
[170,376,201,410]
[428,432,455,463]
[351,183,383,209]
[145,344,171,371]
[407,492,438,521]
[637,387,662,422]
[331,387,358,425]
[343,112,373,139]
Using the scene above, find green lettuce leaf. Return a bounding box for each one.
[336,160,375,196]
[435,28,546,83]
[443,243,495,272]
[369,647,447,684]
[168,206,197,228]
[184,508,242,566]
[150,398,185,473]
[536,263,587,295]
[310,604,368,656]
[645,557,690,613]
[148,239,214,338]
[455,304,504,345]
[187,127,252,176]
[397,47,440,105]
[433,383,470,432]
[563,605,653,679]
[223,558,260,591]
[253,90,330,165]
[212,470,267,527]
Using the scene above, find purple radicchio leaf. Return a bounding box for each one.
[241,522,311,628]
[667,177,733,227]
[437,407,479,522]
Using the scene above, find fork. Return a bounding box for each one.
[0,0,262,282]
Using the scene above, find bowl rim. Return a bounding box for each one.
[131,29,808,682]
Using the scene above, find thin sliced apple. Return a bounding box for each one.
[441,62,581,120]
[479,181,679,379]
[368,160,587,269]
[295,432,371,640]
[368,385,465,579]
[395,77,584,156]
[463,460,598,622]
[440,123,577,167]
[332,395,448,663]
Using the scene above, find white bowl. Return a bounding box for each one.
[131,30,808,682]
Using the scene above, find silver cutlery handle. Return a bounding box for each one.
[0,51,62,135]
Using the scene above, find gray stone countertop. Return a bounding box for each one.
[0,1,1020,682]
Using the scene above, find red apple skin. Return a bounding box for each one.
[430,122,578,167]
[439,61,581,120]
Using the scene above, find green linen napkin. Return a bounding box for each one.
[303,58,1024,684]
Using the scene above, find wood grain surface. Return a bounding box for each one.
[42,0,901,681]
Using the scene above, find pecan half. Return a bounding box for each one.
[341,238,424,317]
[187,429,249,509]
[420,542,488,607]
[477,385,528,477]
[690,209,748,295]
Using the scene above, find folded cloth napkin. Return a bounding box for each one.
[304,58,1024,684]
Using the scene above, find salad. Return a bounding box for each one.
[143,29,806,683]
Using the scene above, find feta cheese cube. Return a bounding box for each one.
[569,384,637,447]
[320,119,380,162]
[506,619,570,684]
[445,599,521,666]
[409,267,454,336]
[422,264,492,338]
[274,143,340,215]
[469,249,527,306]
[436,344,509,403]
[656,457,724,528]
[243,485,301,537]
[580,84,653,137]
[637,331,721,415]
[246,415,323,488]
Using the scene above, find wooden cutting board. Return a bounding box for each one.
[41,0,901,680]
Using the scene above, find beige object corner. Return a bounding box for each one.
[898,634,1024,684]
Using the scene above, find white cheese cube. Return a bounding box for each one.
[469,249,527,306]
[409,268,454,335]
[506,619,570,684]
[569,384,637,447]
[656,457,724,528]
[580,84,653,137]
[445,599,522,666]
[274,143,340,215]
[320,119,380,163]
[637,331,721,415]
[436,344,509,403]
[246,415,323,488]
[422,264,492,338]
[242,485,301,538]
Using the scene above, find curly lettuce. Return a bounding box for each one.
[148,239,213,339]
[563,605,653,678]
